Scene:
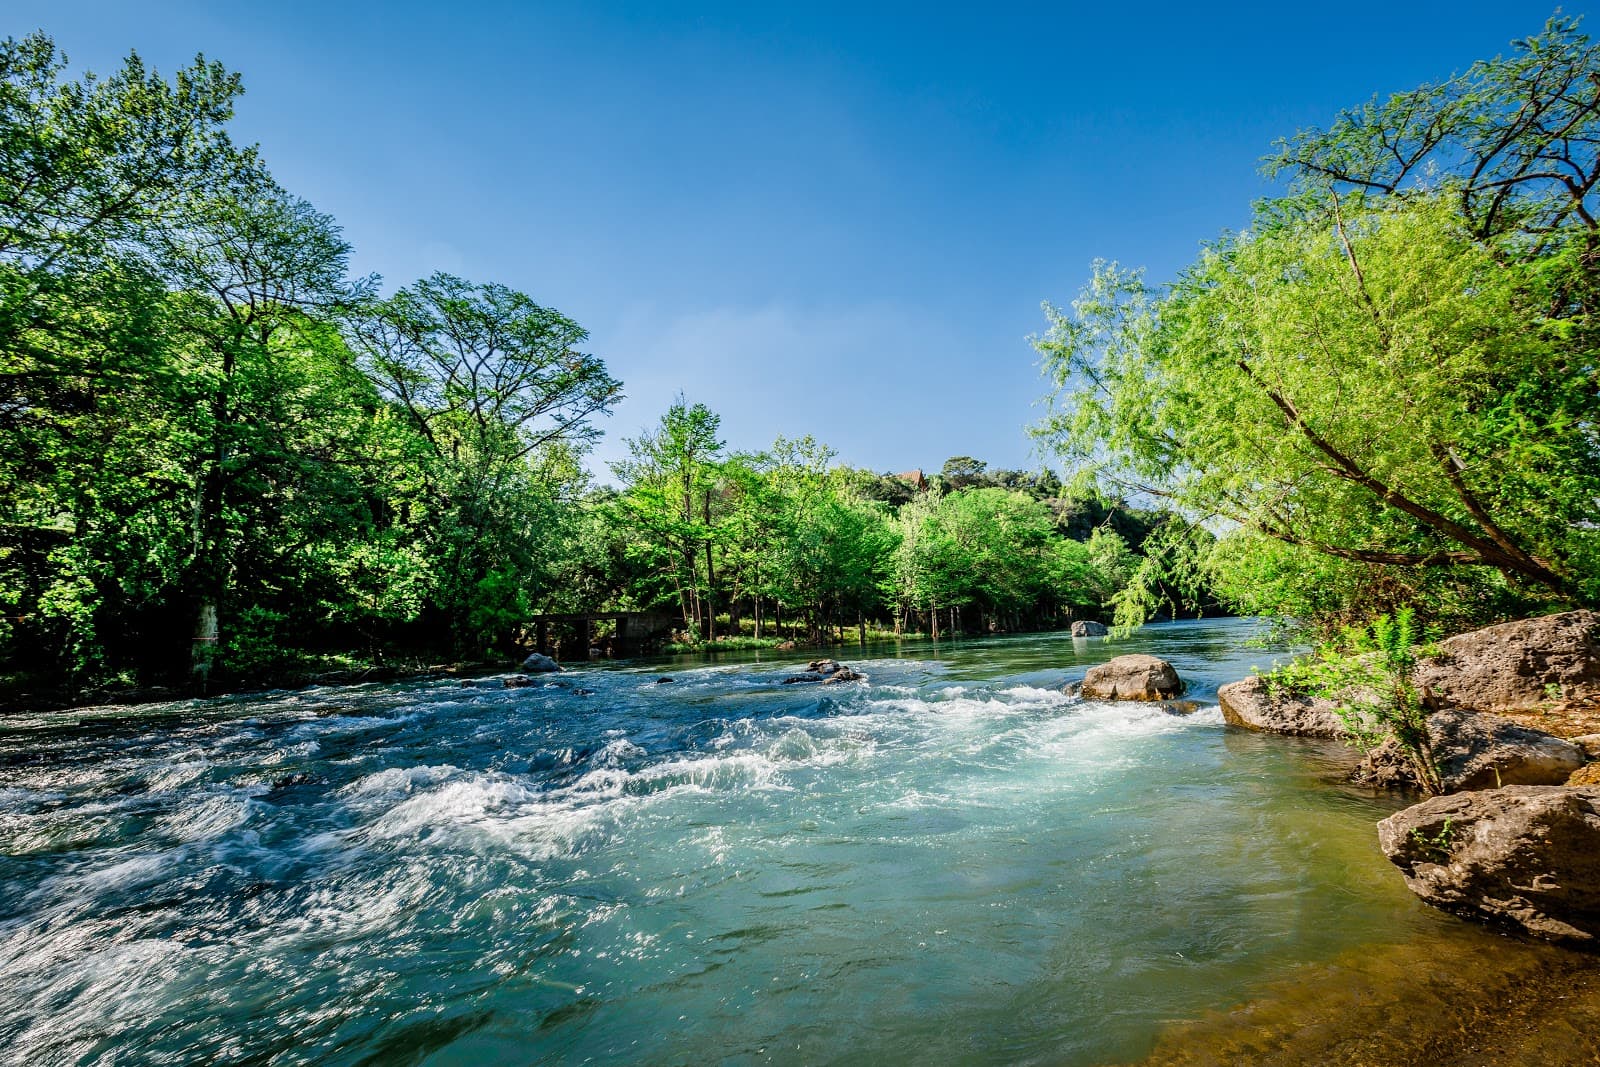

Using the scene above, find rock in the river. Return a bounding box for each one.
[1561,764,1600,790]
[1218,675,1347,737]
[1377,785,1600,945]
[785,662,862,685]
[1429,709,1586,791]
[1361,709,1585,792]
[1071,620,1109,638]
[1080,654,1184,701]
[1568,763,1600,786]
[520,652,562,673]
[1571,734,1600,761]
[1414,610,1600,714]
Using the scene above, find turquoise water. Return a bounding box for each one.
[0,620,1454,1065]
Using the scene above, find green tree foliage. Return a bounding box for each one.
[612,398,726,638]
[350,273,621,653]
[1036,19,1600,631]
[0,35,617,695]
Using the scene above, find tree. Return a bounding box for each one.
[159,177,366,682]
[939,455,988,490]
[613,399,725,637]
[1036,195,1598,624]
[1035,20,1600,629]
[351,274,620,653]
[1268,16,1600,248]
[1,34,252,686]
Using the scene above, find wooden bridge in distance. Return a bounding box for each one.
[525,610,679,657]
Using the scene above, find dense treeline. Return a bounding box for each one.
[600,407,1173,648]
[0,33,1172,701]
[1036,16,1600,637]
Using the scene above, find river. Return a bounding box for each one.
[0,619,1543,1065]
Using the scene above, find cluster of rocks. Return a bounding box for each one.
[782,659,866,685]
[459,652,581,692]
[1221,610,1600,945]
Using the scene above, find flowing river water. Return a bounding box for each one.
[1,618,1593,1066]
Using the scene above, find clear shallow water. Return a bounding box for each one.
[0,620,1464,1065]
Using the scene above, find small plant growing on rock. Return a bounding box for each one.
[1262,609,1444,794]
[1408,817,1456,862]
[1340,609,1444,794]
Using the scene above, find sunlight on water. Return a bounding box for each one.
[0,620,1473,1065]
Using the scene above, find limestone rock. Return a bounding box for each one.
[1217,675,1346,738]
[520,652,562,674]
[1429,708,1586,791]
[1071,620,1109,637]
[1571,734,1600,761]
[1360,710,1584,792]
[1377,785,1600,944]
[1080,654,1183,701]
[785,662,862,685]
[1568,763,1600,786]
[1414,610,1600,714]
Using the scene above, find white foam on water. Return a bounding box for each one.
[144,760,210,791]
[341,763,461,801]
[255,740,320,765]
[364,775,543,842]
[593,738,647,767]
[0,935,189,1067]
[150,790,255,843]
[79,852,172,894]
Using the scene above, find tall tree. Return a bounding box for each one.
[351,273,621,652]
[158,178,363,683]
[612,399,725,637]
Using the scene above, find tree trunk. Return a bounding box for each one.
[702,490,717,641]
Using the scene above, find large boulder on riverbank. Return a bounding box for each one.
[1080,654,1184,701]
[1362,710,1586,792]
[1415,610,1600,716]
[520,652,562,673]
[1071,620,1108,637]
[1429,709,1586,791]
[1378,785,1600,945]
[1218,675,1346,737]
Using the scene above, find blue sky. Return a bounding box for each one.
[10,2,1585,479]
